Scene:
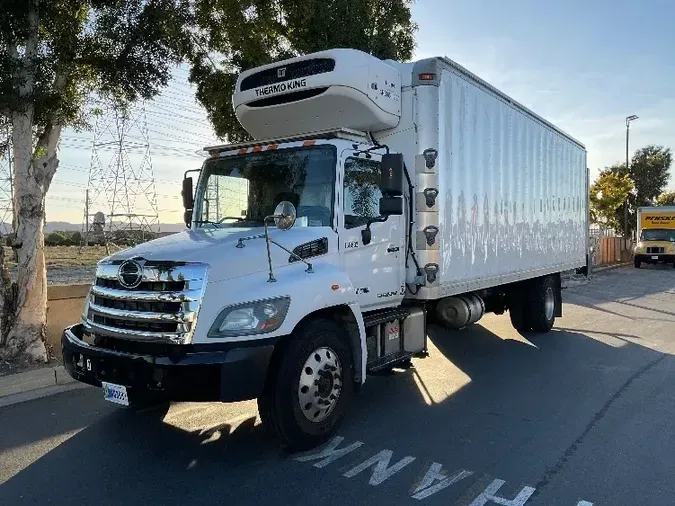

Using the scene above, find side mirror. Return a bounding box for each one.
[379,196,403,216]
[182,177,194,210]
[183,210,192,228]
[380,154,404,196]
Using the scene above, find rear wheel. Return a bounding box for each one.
[509,303,531,332]
[527,276,557,332]
[258,318,353,451]
[634,257,641,268]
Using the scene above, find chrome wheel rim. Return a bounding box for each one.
[544,286,555,321]
[297,346,342,422]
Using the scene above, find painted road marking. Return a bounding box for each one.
[411,463,473,500]
[343,450,416,485]
[295,436,364,468]
[296,436,595,504]
[468,479,536,506]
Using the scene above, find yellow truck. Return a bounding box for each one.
[634,206,675,268]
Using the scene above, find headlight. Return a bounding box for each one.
[81,288,92,322]
[208,297,291,337]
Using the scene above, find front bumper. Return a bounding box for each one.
[634,254,675,263]
[62,324,276,403]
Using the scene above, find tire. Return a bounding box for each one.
[634,258,641,268]
[258,318,354,451]
[527,276,557,333]
[509,303,531,332]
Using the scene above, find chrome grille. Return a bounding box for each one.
[646,247,665,254]
[83,261,208,344]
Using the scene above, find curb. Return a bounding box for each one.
[591,262,632,274]
[0,365,90,408]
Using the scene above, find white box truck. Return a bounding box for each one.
[63,49,589,449]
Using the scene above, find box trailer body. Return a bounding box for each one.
[634,206,675,267]
[379,58,588,298]
[63,48,589,449]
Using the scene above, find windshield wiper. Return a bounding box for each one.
[219,217,266,225]
[194,220,222,227]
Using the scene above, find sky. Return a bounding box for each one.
[42,0,675,223]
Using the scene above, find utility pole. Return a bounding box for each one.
[84,189,89,246]
[624,115,639,238]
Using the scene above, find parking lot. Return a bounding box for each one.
[2,266,675,505]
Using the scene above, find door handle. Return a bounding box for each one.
[387,245,400,253]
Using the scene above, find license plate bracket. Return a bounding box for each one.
[102,381,129,406]
[652,255,659,260]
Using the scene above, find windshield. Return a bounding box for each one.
[195,146,336,228]
[641,229,675,242]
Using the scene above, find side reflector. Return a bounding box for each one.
[418,73,436,81]
[331,284,340,291]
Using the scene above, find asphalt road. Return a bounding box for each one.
[2,266,675,506]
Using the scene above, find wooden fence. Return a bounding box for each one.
[591,236,633,266]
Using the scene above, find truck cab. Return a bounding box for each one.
[62,49,427,450]
[634,206,675,268]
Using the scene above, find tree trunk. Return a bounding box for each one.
[1,112,51,362]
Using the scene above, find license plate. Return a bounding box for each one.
[102,382,129,406]
[652,256,659,260]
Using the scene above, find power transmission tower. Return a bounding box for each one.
[0,129,13,235]
[83,102,160,246]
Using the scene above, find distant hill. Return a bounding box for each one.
[45,222,82,232]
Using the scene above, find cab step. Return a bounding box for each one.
[363,307,411,328]
[367,350,414,373]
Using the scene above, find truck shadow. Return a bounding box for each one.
[1,312,671,505]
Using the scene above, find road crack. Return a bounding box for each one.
[531,353,667,497]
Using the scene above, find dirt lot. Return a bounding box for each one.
[3,245,124,285]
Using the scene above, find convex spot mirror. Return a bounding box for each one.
[274,201,296,231]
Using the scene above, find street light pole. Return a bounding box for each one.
[624,115,639,237]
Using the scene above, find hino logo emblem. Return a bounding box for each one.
[117,259,144,289]
[277,67,286,78]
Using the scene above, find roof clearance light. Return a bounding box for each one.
[303,140,316,147]
[418,73,436,81]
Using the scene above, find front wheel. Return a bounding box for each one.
[258,319,354,451]
[634,258,641,268]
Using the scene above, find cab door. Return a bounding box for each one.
[338,151,405,311]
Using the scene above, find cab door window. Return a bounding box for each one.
[343,157,382,229]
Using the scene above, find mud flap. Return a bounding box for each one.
[554,273,563,317]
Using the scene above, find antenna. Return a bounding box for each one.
[82,101,160,246]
